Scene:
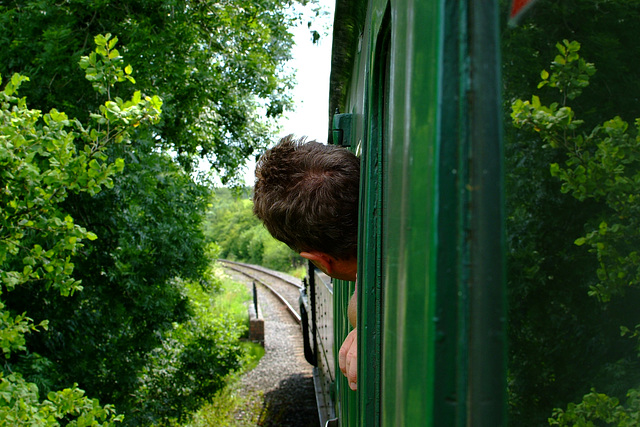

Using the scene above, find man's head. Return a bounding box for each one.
[253,135,360,278]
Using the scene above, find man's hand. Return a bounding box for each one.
[347,291,357,327]
[339,328,357,390]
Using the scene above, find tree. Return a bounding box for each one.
[1,33,161,425]
[204,188,301,271]
[1,0,308,420]
[0,0,302,182]
[510,40,640,425]
[501,2,640,423]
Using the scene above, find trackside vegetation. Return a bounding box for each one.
[1,0,314,423]
[0,13,309,427]
[1,34,159,425]
[204,188,305,275]
[501,1,640,423]
[511,40,640,426]
[0,37,269,425]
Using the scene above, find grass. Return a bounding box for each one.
[180,336,266,427]
[215,274,253,330]
[287,264,307,279]
[241,341,265,371]
[183,374,263,427]
[179,268,268,426]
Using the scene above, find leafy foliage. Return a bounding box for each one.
[549,389,640,427]
[0,33,161,426]
[0,36,161,298]
[501,3,640,422]
[204,188,302,272]
[0,0,303,183]
[502,0,640,127]
[12,147,214,416]
[512,40,640,425]
[1,0,306,421]
[128,267,247,425]
[0,373,121,426]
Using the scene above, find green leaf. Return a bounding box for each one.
[94,34,107,47]
[532,95,541,108]
[114,158,125,172]
[108,36,118,50]
[11,73,29,89]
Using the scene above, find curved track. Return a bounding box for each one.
[218,259,303,323]
[220,259,320,426]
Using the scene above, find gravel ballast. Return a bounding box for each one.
[227,269,320,427]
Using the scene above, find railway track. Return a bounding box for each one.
[218,259,303,323]
[218,259,320,426]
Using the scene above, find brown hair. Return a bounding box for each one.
[253,135,360,260]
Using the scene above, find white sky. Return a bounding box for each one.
[241,0,335,186]
[278,0,335,142]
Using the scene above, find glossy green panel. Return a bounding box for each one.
[433,0,467,424]
[381,0,506,425]
[329,0,505,424]
[330,0,375,426]
[381,0,442,425]
[466,1,507,422]
[333,278,357,424]
[355,8,389,426]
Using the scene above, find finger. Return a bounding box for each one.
[347,340,358,390]
[339,330,355,375]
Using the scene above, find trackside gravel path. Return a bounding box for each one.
[224,267,319,427]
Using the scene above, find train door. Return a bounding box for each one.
[330,1,390,426]
[381,0,506,426]
[329,0,505,425]
[353,4,390,427]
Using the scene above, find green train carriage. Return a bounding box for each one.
[300,0,506,425]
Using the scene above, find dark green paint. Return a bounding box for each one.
[329,0,505,425]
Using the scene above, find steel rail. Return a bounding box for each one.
[218,259,303,289]
[219,260,302,324]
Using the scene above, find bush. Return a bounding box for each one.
[511,40,640,425]
[128,269,249,425]
[0,34,160,425]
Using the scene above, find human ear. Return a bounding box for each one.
[299,250,334,275]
